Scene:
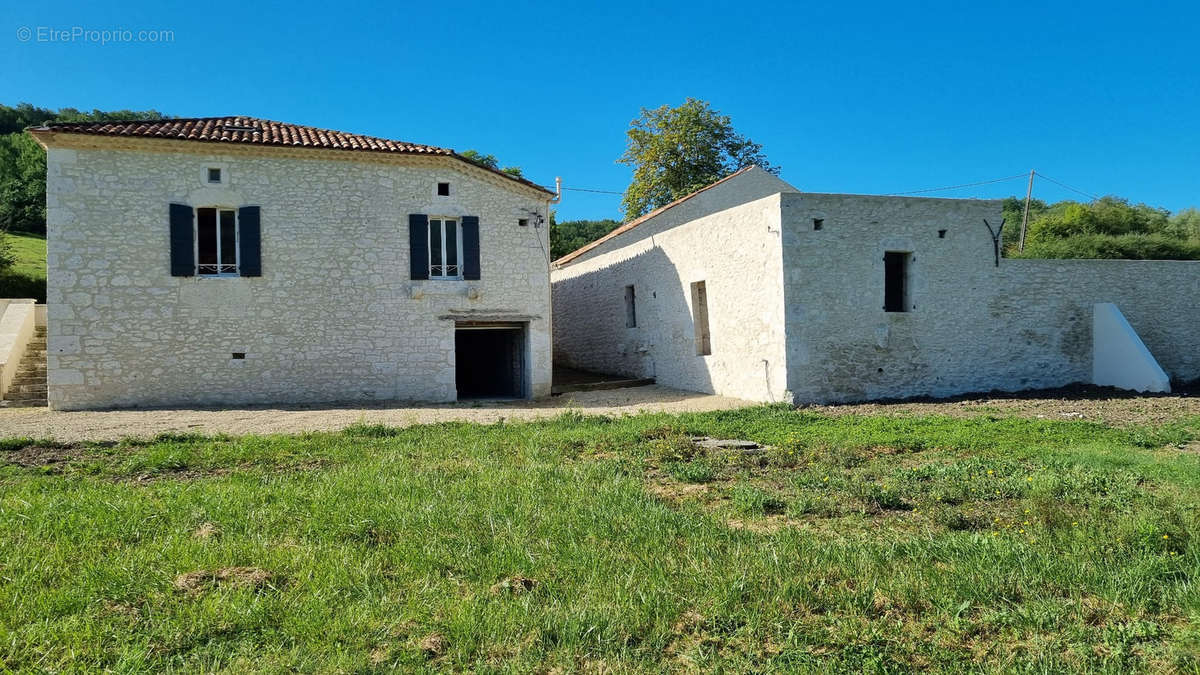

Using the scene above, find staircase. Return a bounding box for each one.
[2,326,47,408]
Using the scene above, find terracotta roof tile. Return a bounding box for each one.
[32,116,554,195]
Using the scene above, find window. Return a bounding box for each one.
[207,168,222,183]
[883,251,911,312]
[429,217,462,279]
[691,281,711,355]
[624,285,637,328]
[437,182,451,196]
[195,207,239,275]
[518,218,529,227]
[813,218,824,231]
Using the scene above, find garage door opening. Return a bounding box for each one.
[455,324,526,399]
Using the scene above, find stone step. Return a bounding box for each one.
[8,383,47,395]
[10,375,46,386]
[3,389,47,400]
[0,399,46,408]
[17,364,46,373]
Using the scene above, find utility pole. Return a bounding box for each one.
[1018,169,1035,252]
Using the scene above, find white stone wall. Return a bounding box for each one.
[554,185,1200,404]
[552,193,790,402]
[44,139,552,410]
[561,166,797,266]
[781,193,1200,402]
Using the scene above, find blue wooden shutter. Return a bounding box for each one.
[409,214,429,280]
[169,203,194,276]
[238,206,262,276]
[462,216,480,280]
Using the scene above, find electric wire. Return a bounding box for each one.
[1032,172,1101,201]
[884,173,1029,196]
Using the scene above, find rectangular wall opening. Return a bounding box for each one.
[884,251,911,313]
[691,280,711,355]
[624,285,637,328]
[455,324,525,399]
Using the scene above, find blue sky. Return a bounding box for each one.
[5,1,1198,221]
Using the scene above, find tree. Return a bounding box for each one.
[459,149,523,178]
[0,229,14,274]
[1168,208,1200,241]
[549,213,621,260]
[1011,196,1199,260]
[0,103,168,234]
[617,98,777,219]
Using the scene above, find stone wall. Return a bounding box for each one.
[552,192,790,402]
[781,192,1200,402]
[554,185,1200,405]
[43,138,552,409]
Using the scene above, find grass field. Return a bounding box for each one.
[1,406,1198,671]
[0,231,46,302]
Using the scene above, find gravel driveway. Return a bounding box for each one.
[0,385,755,443]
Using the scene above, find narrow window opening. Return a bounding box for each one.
[691,281,711,355]
[813,218,824,231]
[518,218,529,227]
[883,251,911,313]
[938,229,947,239]
[231,352,246,360]
[208,168,222,183]
[436,182,450,196]
[624,285,637,328]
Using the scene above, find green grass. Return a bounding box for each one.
[1,407,1198,671]
[0,231,46,302]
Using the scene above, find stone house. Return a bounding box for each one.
[551,167,1199,403]
[30,117,556,410]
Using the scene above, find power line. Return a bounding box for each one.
[1033,172,1101,201]
[559,186,623,195]
[884,173,1029,196]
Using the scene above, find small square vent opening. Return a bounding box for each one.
[437,182,450,196]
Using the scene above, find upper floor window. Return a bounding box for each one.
[196,207,239,276]
[429,217,462,279]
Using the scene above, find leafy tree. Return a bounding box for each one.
[617,98,777,219]
[0,132,47,233]
[1009,195,1198,260]
[0,229,15,274]
[459,149,523,178]
[1168,208,1200,241]
[0,103,168,234]
[549,213,621,260]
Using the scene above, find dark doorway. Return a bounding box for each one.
[455,325,525,399]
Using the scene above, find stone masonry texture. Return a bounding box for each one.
[41,135,553,410]
[552,172,1200,404]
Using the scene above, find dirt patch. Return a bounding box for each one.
[192,522,221,540]
[0,386,754,443]
[490,575,538,595]
[1,444,94,469]
[173,566,276,595]
[811,383,1199,427]
[419,632,447,658]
